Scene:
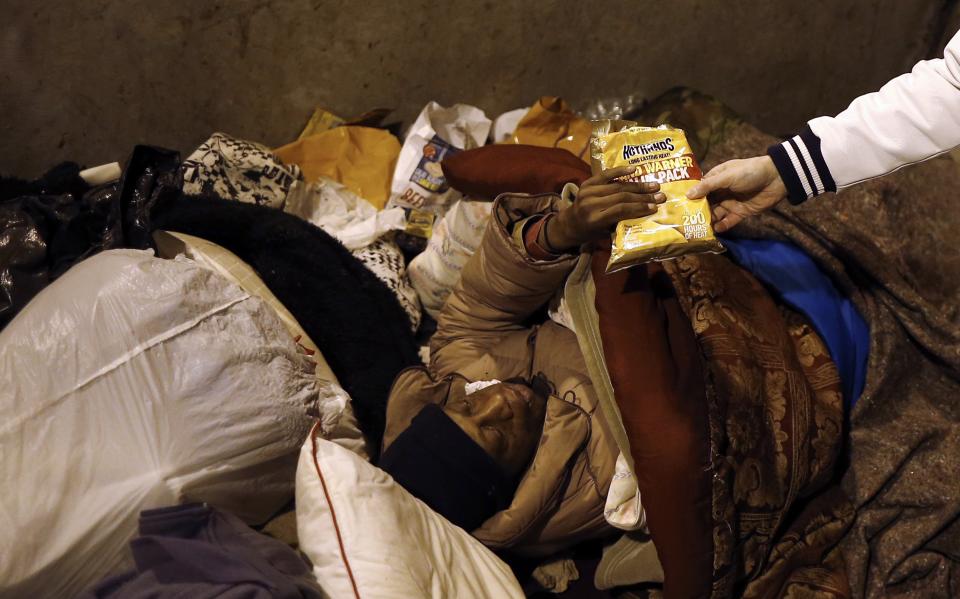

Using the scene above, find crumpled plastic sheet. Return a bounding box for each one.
[0,146,180,330]
[577,94,645,121]
[275,126,401,210]
[489,107,528,143]
[284,177,406,250]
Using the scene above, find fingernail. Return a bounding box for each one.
[654,192,667,202]
[687,185,700,197]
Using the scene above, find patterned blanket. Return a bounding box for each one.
[638,88,960,598]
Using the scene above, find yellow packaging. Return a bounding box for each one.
[590,120,724,272]
[404,208,436,238]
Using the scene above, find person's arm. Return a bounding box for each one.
[430,168,662,376]
[688,30,960,231]
[777,29,960,200]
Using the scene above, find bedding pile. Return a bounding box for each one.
[639,88,960,598]
[0,90,954,598]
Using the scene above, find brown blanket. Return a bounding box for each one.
[638,88,960,598]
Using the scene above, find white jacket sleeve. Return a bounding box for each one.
[768,29,960,204]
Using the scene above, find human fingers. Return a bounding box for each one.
[580,166,640,188]
[579,180,660,199]
[585,191,666,213]
[594,195,661,225]
[712,199,746,233]
[711,203,729,226]
[686,162,737,199]
[579,182,666,201]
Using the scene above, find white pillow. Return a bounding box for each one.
[296,425,524,599]
[0,250,319,598]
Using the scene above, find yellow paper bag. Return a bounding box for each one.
[297,107,345,141]
[275,126,400,210]
[510,96,593,159]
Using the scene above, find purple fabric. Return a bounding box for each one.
[78,504,322,599]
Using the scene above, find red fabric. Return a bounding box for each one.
[441,145,591,200]
[591,248,713,599]
[522,215,561,261]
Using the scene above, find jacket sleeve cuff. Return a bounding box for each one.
[766,126,837,205]
[511,214,567,262]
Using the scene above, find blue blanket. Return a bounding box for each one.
[723,238,868,408]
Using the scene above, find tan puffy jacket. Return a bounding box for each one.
[382,193,625,558]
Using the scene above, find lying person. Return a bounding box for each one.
[380,167,847,598]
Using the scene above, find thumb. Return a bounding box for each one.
[687,164,736,199]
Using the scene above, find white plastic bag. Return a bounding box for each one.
[489,107,528,143]
[153,230,373,459]
[285,177,407,250]
[0,250,320,598]
[388,102,491,234]
[407,199,493,317]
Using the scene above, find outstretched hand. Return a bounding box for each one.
[685,156,787,233]
[545,166,666,252]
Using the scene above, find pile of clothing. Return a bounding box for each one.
[0,95,602,599]
[0,88,957,599]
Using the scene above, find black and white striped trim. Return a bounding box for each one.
[766,126,837,205]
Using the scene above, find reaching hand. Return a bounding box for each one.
[546,166,666,252]
[685,156,787,233]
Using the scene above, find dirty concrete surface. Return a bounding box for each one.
[0,0,948,176]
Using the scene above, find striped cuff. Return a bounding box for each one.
[766,126,836,205]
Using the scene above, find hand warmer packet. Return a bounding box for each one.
[590,120,724,272]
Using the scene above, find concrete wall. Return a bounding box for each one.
[0,0,948,177]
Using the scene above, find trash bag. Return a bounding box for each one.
[407,199,492,318]
[0,249,319,598]
[0,145,181,330]
[153,194,421,451]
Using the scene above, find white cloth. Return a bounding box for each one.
[182,132,303,208]
[351,237,423,333]
[464,379,501,395]
[296,430,524,598]
[603,453,647,531]
[531,556,580,594]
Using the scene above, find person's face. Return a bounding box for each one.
[442,382,547,478]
